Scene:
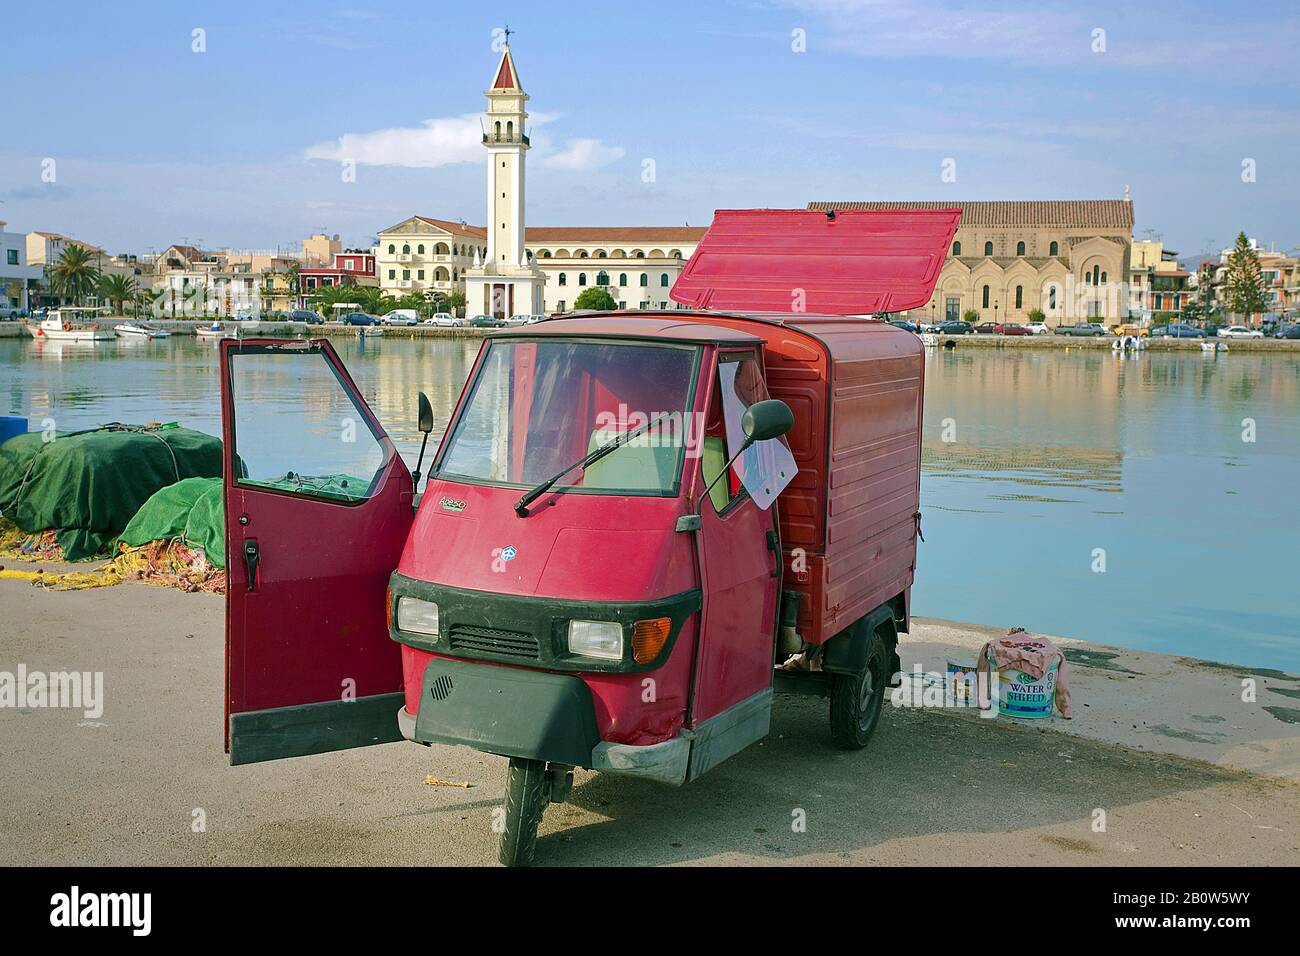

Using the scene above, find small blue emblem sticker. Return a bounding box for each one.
[501,546,518,562]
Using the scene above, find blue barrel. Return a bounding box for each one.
[0,415,28,447]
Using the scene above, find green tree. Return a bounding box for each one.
[573,287,616,311]
[1027,308,1046,324]
[48,244,101,305]
[444,289,467,317]
[962,308,980,324]
[97,273,138,314]
[1223,232,1269,324]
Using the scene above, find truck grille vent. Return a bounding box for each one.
[427,673,454,702]
[448,625,540,661]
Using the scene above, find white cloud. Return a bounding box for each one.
[542,138,626,171]
[304,114,484,168]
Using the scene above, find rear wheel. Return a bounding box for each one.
[828,628,889,750]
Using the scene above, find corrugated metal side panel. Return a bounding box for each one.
[815,328,923,642]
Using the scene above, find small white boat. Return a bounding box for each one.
[114,322,170,339]
[31,309,116,342]
[358,327,383,338]
[1113,334,1146,351]
[919,332,939,348]
[1200,340,1227,353]
[195,322,236,340]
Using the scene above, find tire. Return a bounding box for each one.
[828,627,889,750]
[498,757,550,867]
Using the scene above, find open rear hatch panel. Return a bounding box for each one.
[669,208,961,315]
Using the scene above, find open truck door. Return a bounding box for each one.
[219,339,414,765]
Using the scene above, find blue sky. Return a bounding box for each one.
[2,0,1297,261]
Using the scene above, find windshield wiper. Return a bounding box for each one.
[514,413,673,517]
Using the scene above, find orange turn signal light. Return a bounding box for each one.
[385,585,393,633]
[632,617,672,664]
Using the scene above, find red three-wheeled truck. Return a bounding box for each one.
[219,209,959,865]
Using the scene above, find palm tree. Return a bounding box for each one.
[48,244,101,305]
[98,273,138,315]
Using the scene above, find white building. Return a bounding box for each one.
[1,221,42,311]
[377,43,706,317]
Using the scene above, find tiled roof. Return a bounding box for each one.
[413,217,487,239]
[524,226,706,244]
[807,200,1134,230]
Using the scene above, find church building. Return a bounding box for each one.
[377,43,704,318]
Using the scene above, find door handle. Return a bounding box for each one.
[243,539,260,592]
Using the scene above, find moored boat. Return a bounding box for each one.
[114,322,171,339]
[195,322,236,340]
[31,309,116,342]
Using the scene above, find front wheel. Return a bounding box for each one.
[498,757,550,867]
[828,628,889,750]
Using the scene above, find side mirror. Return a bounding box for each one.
[741,399,793,446]
[417,391,434,434]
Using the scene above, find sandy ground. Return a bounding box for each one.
[1,565,1297,866]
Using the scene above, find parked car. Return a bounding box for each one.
[1026,322,1050,335]
[287,309,324,325]
[469,314,506,328]
[935,320,972,334]
[381,310,420,326]
[0,303,23,320]
[1219,325,1264,339]
[972,322,1000,334]
[423,312,463,328]
[1274,324,1300,339]
[998,324,1031,336]
[1151,323,1204,338]
[233,308,258,321]
[342,312,379,326]
[524,314,548,325]
[1055,323,1107,336]
[1112,323,1148,337]
[888,319,920,333]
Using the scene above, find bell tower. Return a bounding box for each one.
[463,37,543,319]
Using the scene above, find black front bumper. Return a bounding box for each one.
[405,657,601,767]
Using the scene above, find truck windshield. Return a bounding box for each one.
[438,339,700,496]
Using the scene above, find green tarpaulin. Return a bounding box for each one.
[118,476,226,568]
[0,425,223,560]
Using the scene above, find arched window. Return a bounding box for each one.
[402,243,410,254]
[984,241,993,256]
[541,250,552,258]
[1016,241,1026,256]
[1093,265,1101,285]
[1049,241,1059,256]
[670,249,683,259]
[982,285,990,308]
[1015,285,1023,309]
[387,244,395,254]
[416,244,423,254]
[578,273,587,286]
[494,120,501,138]
[635,250,646,259]
[578,250,589,258]
[1101,271,1107,284]
[558,273,567,286]
[1048,285,1058,309]
[506,120,513,139]
[618,273,628,286]
[639,273,649,287]
[597,271,609,286]
[660,273,669,287]
[597,251,607,258]
[952,241,961,255]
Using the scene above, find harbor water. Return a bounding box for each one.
[2,335,1297,671]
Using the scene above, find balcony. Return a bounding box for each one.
[482,132,530,146]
